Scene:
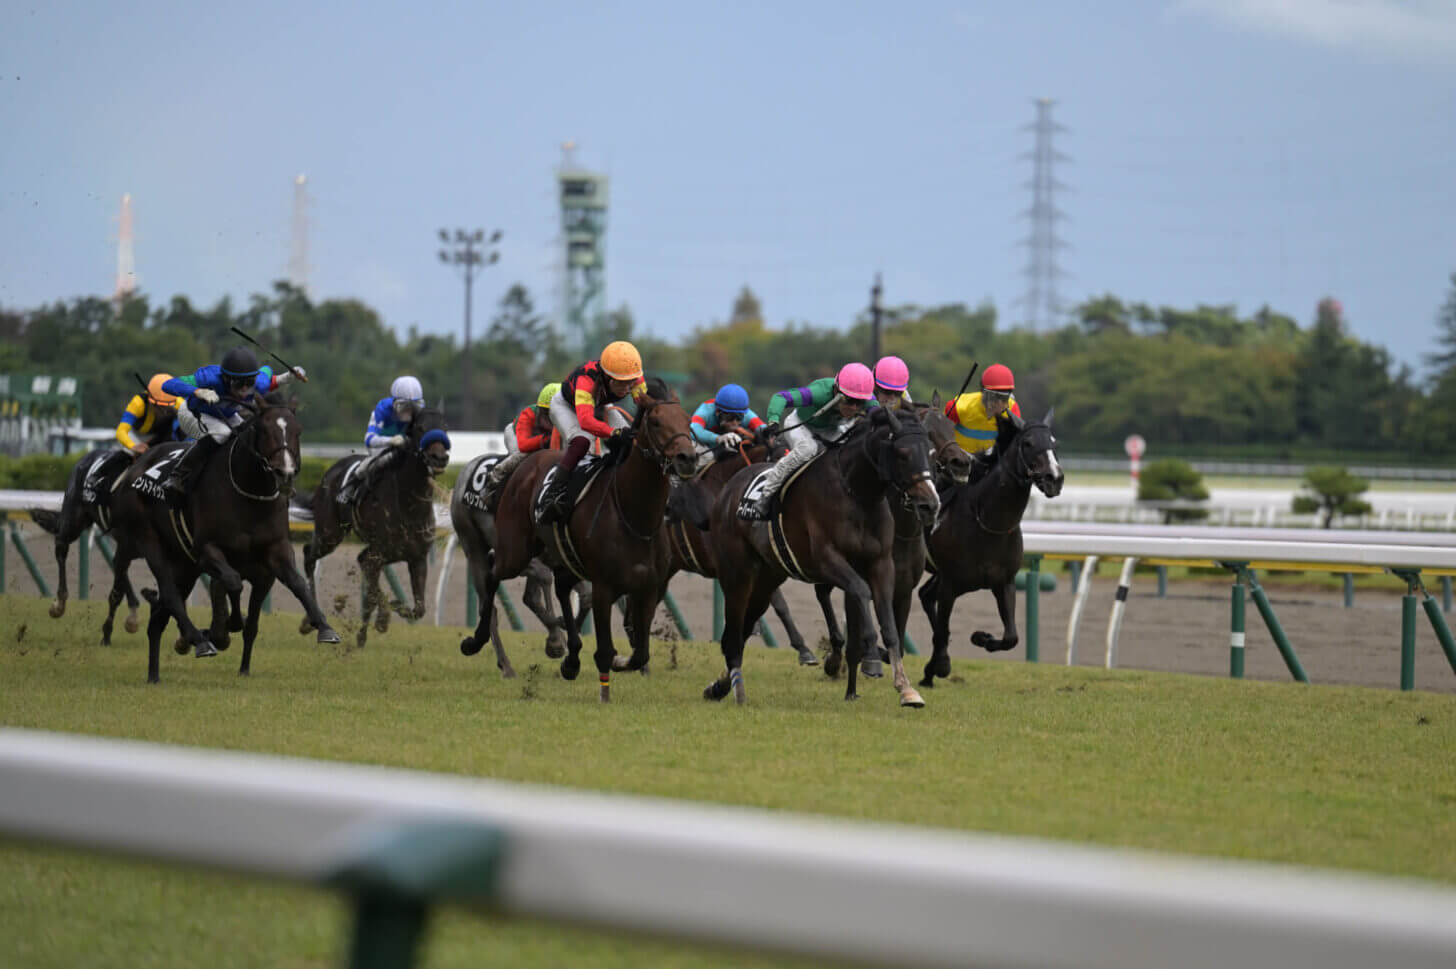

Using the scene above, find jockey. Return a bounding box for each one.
[690,383,765,465]
[482,382,560,510]
[338,375,425,505]
[737,362,876,521]
[537,340,648,523]
[872,355,914,408]
[945,363,1021,483]
[116,373,181,456]
[160,347,302,503]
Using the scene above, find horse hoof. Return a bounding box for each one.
[173,637,189,656]
[611,655,630,671]
[861,658,884,679]
[316,627,341,645]
[971,631,994,650]
[703,679,729,702]
[796,648,819,666]
[298,618,315,635]
[929,654,952,679]
[214,633,231,652]
[878,646,890,663]
[823,654,842,678]
[460,637,483,656]
[843,692,859,702]
[730,669,746,705]
[545,641,566,660]
[900,689,926,709]
[49,601,65,619]
[194,640,218,659]
[600,684,610,703]
[919,674,935,689]
[228,615,244,633]
[124,615,139,635]
[498,664,517,679]
[375,613,390,634]
[560,657,581,681]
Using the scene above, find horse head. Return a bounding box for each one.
[921,389,971,485]
[409,407,452,477]
[632,382,698,480]
[244,400,302,493]
[869,406,939,527]
[996,408,1064,498]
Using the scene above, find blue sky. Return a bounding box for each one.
[3,0,1454,373]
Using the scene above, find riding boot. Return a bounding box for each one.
[337,456,375,506]
[162,436,221,507]
[483,451,527,512]
[967,447,996,486]
[539,437,589,524]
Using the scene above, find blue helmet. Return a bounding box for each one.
[715,383,749,415]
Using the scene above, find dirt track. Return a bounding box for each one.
[9,520,1453,694]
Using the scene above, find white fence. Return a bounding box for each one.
[3,728,1456,969]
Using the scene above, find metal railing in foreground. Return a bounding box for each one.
[2,728,1455,969]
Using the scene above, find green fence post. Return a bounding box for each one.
[496,585,525,632]
[327,820,505,969]
[382,566,414,623]
[901,629,919,656]
[1246,568,1308,683]
[579,590,593,636]
[465,578,478,628]
[1024,554,1041,663]
[78,528,90,601]
[10,523,51,599]
[1156,565,1167,599]
[663,589,693,640]
[1420,594,1456,678]
[0,519,6,593]
[1443,576,1452,614]
[95,533,115,567]
[1342,573,1355,609]
[262,590,272,614]
[1229,568,1246,679]
[1393,569,1421,692]
[712,580,724,641]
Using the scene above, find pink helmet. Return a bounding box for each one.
[873,355,909,392]
[835,362,875,401]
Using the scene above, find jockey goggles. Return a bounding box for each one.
[983,390,1011,408]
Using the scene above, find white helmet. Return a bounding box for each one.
[391,375,424,405]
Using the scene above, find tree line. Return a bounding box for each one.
[3,274,1454,461]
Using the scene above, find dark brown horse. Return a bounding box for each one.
[664,435,819,666]
[918,409,1063,687]
[27,448,143,643]
[297,408,451,648]
[450,452,586,677]
[701,407,939,705]
[460,390,698,702]
[814,391,969,678]
[109,400,340,683]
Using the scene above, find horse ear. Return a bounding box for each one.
[930,388,941,409]
[1043,406,1054,429]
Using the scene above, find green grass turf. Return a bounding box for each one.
[1,595,1454,967]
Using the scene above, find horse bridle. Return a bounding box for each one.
[627,400,695,472]
[226,409,295,501]
[1000,422,1055,490]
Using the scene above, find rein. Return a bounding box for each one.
[225,412,291,502]
[965,422,1053,535]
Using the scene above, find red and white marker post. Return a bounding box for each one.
[1124,434,1146,490]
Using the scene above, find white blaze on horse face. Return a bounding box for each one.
[276,417,296,475]
[1046,449,1063,481]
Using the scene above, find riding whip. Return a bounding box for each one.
[953,362,980,403]
[229,326,309,382]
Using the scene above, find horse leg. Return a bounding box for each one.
[298,537,320,634]
[972,579,1020,653]
[590,582,620,702]
[48,531,70,619]
[870,558,923,707]
[918,572,940,633]
[554,571,584,681]
[816,583,846,678]
[266,543,341,645]
[404,554,428,622]
[239,577,273,676]
[811,549,878,701]
[622,589,656,673]
[101,543,135,646]
[522,562,566,659]
[143,561,214,677]
[706,574,758,705]
[486,599,516,680]
[770,588,818,666]
[144,592,171,685]
[357,550,382,647]
[921,577,957,687]
[206,579,232,653]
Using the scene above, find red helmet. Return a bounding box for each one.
[981,363,1015,391]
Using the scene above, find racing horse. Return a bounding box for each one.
[297,408,451,648]
[450,452,587,678]
[27,448,144,644]
[814,390,970,678]
[918,409,1063,688]
[461,386,698,701]
[701,406,939,706]
[663,433,820,666]
[109,398,340,683]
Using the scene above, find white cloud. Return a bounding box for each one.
[1175,0,1456,62]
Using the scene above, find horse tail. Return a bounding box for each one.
[28,508,61,534]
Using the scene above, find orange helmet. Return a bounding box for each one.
[599,340,643,381]
[147,374,177,407]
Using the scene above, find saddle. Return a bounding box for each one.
[532,451,606,525]
[737,449,823,524]
[460,455,503,512]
